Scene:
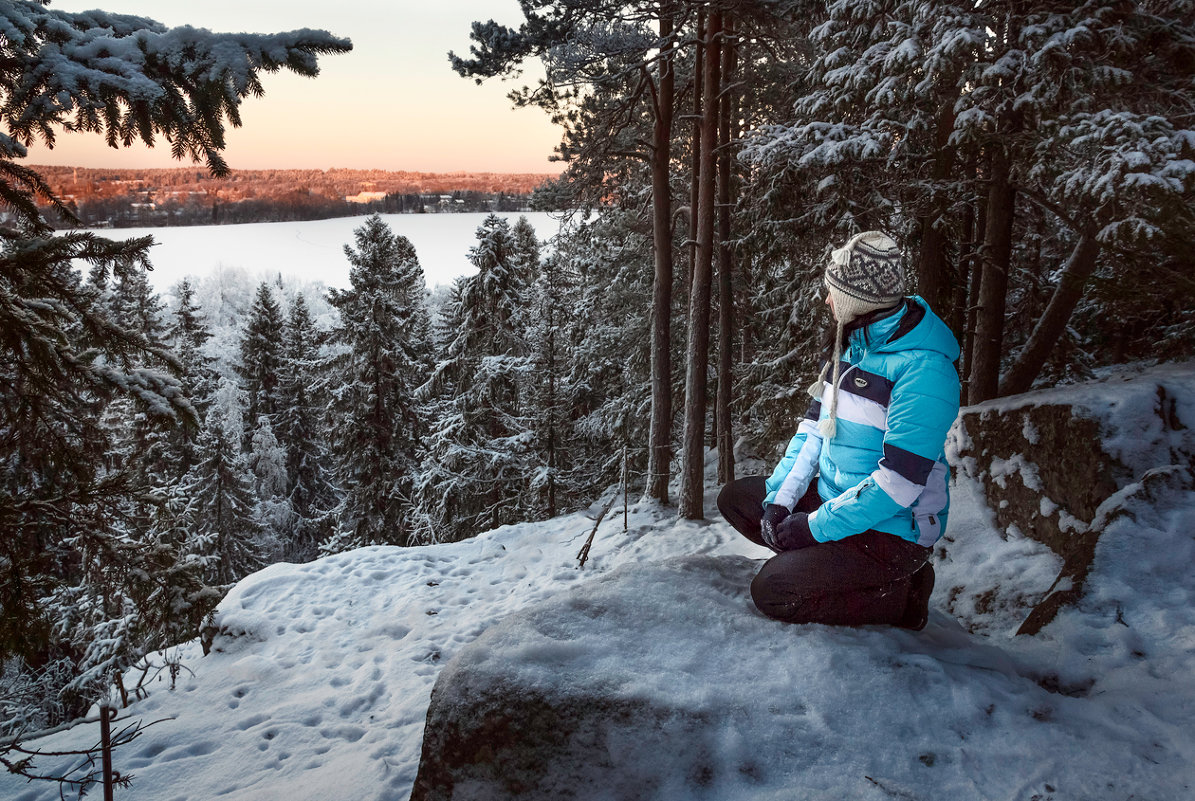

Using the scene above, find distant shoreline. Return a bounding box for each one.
[34,164,561,229]
[29,164,561,185]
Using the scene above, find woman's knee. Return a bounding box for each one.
[717,476,762,512]
[717,477,769,542]
[715,480,737,519]
[750,561,811,622]
[750,549,909,627]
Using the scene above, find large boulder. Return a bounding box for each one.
[409,557,766,801]
[945,363,1195,633]
[408,555,1181,801]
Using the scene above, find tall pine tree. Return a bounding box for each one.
[324,215,430,551]
[238,282,286,436]
[179,378,263,586]
[164,279,217,475]
[417,214,531,541]
[276,293,339,562]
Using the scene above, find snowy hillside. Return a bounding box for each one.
[4,367,1194,801]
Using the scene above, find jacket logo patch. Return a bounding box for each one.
[853,376,869,388]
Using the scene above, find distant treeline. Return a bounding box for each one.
[31,165,559,227]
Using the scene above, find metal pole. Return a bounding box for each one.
[622,446,629,531]
[100,703,115,801]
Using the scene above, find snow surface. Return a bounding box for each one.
[76,212,564,292]
[4,370,1195,800]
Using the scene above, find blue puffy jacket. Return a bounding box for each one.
[764,296,961,546]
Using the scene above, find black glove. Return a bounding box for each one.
[760,504,789,551]
[775,512,818,551]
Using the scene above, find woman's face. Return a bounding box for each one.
[825,291,837,319]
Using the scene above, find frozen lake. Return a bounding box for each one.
[81,211,565,291]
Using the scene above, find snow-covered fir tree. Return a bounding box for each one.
[107,266,168,343]
[168,279,215,384]
[96,262,178,493]
[179,378,263,586]
[238,282,286,436]
[510,214,543,294]
[324,215,431,551]
[276,293,339,562]
[164,279,217,474]
[417,214,533,541]
[555,212,655,500]
[248,415,289,560]
[0,233,199,726]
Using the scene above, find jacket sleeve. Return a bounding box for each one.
[808,354,960,542]
[763,398,824,510]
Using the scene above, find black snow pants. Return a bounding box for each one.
[717,476,934,628]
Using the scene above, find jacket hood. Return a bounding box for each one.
[849,296,960,362]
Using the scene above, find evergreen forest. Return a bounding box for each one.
[2,0,1193,740]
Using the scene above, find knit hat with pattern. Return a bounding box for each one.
[815,231,905,439]
[824,231,904,323]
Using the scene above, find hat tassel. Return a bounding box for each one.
[818,317,844,439]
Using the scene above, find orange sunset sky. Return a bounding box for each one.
[35,1,563,174]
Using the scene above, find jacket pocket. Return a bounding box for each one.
[829,478,871,512]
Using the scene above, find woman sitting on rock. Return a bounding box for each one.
[718,231,961,630]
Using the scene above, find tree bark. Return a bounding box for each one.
[951,200,975,345]
[679,11,721,520]
[962,191,987,400]
[969,9,1024,405]
[686,11,705,296]
[715,17,736,486]
[916,101,958,317]
[645,7,676,503]
[968,143,1016,405]
[546,324,557,519]
[998,231,1100,396]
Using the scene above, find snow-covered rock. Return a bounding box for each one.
[946,361,1195,633]
[411,546,1191,800]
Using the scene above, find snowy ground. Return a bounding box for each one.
[4,387,1194,800]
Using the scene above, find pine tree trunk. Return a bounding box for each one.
[969,10,1025,405]
[645,8,676,504]
[951,201,975,344]
[999,231,1100,396]
[547,326,558,519]
[962,192,987,400]
[709,375,719,449]
[686,11,705,296]
[715,17,736,486]
[679,12,721,520]
[918,221,950,318]
[968,144,1016,405]
[916,102,957,317]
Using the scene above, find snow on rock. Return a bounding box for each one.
[943,360,1195,634]
[411,549,1190,801]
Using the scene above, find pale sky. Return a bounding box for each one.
[34,1,563,174]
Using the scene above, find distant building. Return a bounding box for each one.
[345,191,388,204]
